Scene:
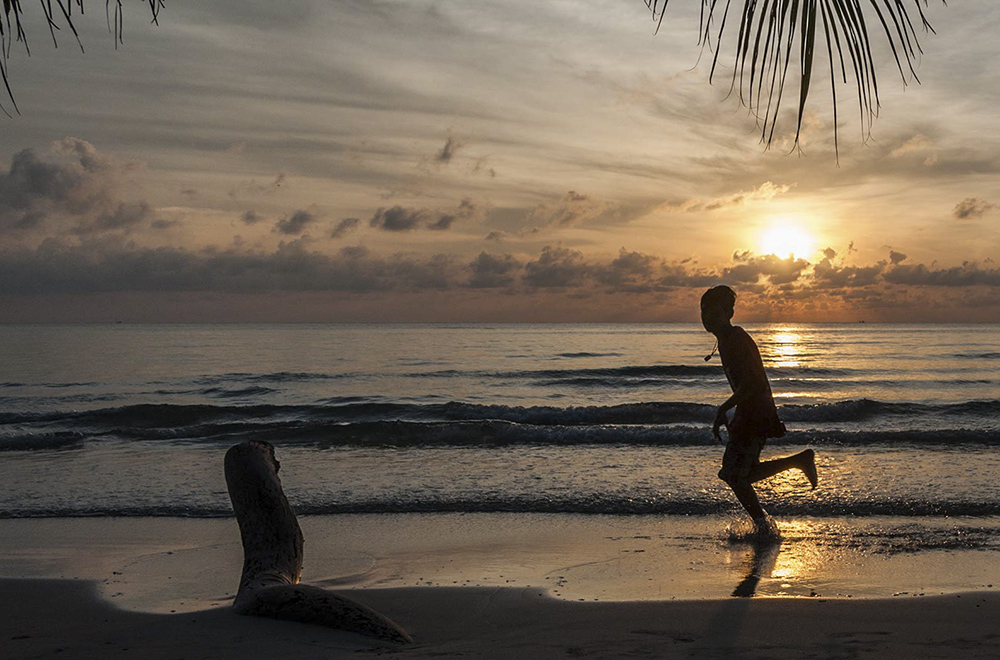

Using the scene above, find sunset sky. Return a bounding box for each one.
[1,0,998,322]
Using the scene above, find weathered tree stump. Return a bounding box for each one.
[224,441,411,643]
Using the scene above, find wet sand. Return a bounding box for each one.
[2,515,999,658]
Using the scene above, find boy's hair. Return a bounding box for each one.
[701,285,736,318]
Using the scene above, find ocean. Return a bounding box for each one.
[2,323,1000,557]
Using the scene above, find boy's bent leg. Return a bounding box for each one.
[719,436,768,520]
[750,449,818,489]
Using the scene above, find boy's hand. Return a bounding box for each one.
[712,406,729,443]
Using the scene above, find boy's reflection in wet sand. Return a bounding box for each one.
[731,538,782,598]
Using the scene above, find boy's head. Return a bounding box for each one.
[700,285,736,333]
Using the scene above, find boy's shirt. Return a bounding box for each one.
[717,325,786,440]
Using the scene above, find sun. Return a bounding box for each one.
[759,218,816,259]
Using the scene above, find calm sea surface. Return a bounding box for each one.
[2,323,999,553]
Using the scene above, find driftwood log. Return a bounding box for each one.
[224,441,411,643]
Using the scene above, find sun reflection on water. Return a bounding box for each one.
[728,518,835,597]
[763,330,803,368]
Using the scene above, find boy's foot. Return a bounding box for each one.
[800,449,818,490]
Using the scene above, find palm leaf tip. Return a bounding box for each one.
[646,0,942,155]
[1,0,165,113]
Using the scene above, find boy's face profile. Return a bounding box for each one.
[700,300,729,334]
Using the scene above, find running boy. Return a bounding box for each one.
[700,285,817,526]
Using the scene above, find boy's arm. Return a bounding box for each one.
[712,381,760,439]
[712,331,769,439]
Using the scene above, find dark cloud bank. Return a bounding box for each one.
[3,241,998,305]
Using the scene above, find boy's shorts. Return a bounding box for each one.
[718,433,766,483]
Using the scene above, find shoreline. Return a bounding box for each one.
[2,514,998,606]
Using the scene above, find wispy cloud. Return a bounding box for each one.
[331,217,361,239]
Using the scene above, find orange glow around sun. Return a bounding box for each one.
[759,218,816,259]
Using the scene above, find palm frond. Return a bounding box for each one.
[645,1,942,157]
[1,0,164,116]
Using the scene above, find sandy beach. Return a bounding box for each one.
[3,515,999,659]
[5,577,1000,659]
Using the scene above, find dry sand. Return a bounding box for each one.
[2,515,999,658]
[4,579,1000,659]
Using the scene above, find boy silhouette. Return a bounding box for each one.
[700,285,818,526]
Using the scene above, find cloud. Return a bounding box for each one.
[229,172,287,199]
[523,245,589,287]
[369,199,483,232]
[0,239,463,295]
[471,156,496,178]
[1,239,998,323]
[74,202,154,235]
[0,138,153,236]
[468,252,522,288]
[722,251,810,285]
[890,134,938,166]
[530,190,610,228]
[890,134,934,157]
[241,209,265,225]
[331,217,361,238]
[435,133,463,165]
[484,230,508,242]
[952,197,996,220]
[812,252,884,289]
[151,218,182,230]
[884,261,1000,287]
[274,209,317,235]
[662,181,791,213]
[370,206,427,232]
[594,249,660,293]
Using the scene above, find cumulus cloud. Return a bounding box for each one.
[0,240,461,295]
[722,251,810,285]
[369,199,483,232]
[523,245,589,287]
[0,138,154,237]
[884,261,1000,287]
[594,249,659,292]
[274,209,317,235]
[468,252,522,288]
[952,197,996,220]
[370,206,425,232]
[241,210,265,225]
[331,217,361,238]
[812,250,884,289]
